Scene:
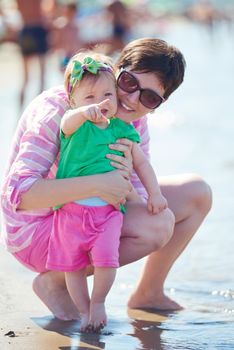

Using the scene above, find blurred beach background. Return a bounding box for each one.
[0,0,234,349]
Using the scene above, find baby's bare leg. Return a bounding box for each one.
[65,269,90,331]
[89,267,116,332]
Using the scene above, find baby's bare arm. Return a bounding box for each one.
[61,108,86,136]
[132,143,161,197]
[62,99,110,136]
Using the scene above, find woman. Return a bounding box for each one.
[1,38,212,320]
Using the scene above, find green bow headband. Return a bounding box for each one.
[69,57,113,95]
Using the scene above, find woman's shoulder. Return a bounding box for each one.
[21,85,69,126]
[133,115,148,132]
[39,85,69,110]
[27,85,69,110]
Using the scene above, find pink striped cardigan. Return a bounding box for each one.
[0,86,150,253]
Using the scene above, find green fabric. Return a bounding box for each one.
[56,117,140,180]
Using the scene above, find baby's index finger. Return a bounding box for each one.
[97,99,111,117]
[98,98,110,107]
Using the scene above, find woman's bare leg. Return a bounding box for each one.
[19,56,29,109]
[119,205,175,266]
[127,174,212,311]
[32,175,211,316]
[33,271,80,320]
[38,54,46,93]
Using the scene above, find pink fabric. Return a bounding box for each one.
[12,213,53,272]
[46,203,123,271]
[0,85,150,254]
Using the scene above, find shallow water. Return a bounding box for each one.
[0,20,234,350]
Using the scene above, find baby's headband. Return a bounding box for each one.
[68,57,113,95]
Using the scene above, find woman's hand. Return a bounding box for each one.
[106,138,133,179]
[97,170,132,210]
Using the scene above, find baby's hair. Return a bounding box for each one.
[64,50,115,98]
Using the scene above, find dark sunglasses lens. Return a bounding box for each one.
[140,90,162,109]
[118,72,138,92]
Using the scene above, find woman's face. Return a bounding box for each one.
[116,70,165,123]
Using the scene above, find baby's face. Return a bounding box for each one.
[71,73,118,118]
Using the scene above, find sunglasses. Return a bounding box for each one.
[117,69,165,109]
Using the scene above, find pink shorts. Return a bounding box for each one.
[46,203,123,271]
[13,213,53,273]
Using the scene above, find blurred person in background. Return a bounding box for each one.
[16,0,52,109]
[50,2,83,72]
[183,0,230,33]
[0,1,21,44]
[105,0,131,54]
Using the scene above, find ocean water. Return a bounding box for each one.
[0,19,234,350]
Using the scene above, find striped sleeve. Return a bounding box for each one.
[0,86,68,252]
[2,96,64,212]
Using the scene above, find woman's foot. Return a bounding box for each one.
[87,302,107,333]
[128,290,183,311]
[33,272,80,320]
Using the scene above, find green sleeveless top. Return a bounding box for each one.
[56,117,140,180]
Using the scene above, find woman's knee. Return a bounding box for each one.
[186,174,212,215]
[122,201,174,252]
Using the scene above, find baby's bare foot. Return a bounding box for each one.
[88,302,107,333]
[80,313,90,332]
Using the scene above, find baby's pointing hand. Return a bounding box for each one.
[97,98,111,119]
[81,99,111,124]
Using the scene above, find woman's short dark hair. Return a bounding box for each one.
[116,38,186,99]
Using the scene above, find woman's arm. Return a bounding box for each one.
[3,89,133,214]
[3,90,124,214]
[18,170,132,210]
